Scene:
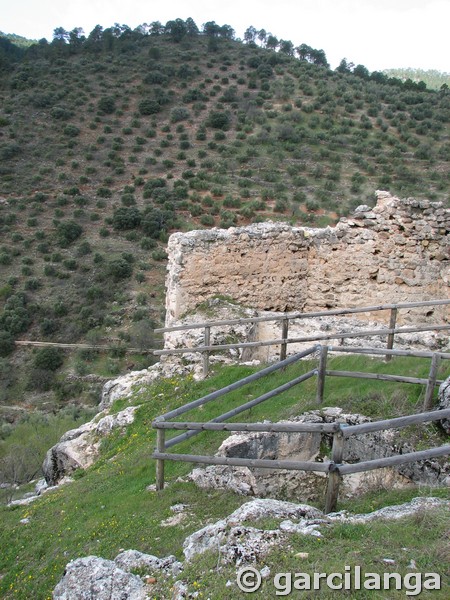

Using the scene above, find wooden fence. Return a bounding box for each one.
[154,299,450,376]
[152,344,450,513]
[14,340,155,354]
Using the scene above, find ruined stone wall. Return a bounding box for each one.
[165,192,449,326]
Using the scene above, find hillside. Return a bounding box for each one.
[383,68,450,92]
[0,20,449,416]
[1,356,449,598]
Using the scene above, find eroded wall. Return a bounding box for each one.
[165,191,449,325]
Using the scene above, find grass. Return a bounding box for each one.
[0,356,448,598]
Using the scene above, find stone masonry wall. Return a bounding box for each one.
[164,191,449,326]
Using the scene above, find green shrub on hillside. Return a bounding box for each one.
[33,347,64,371]
[138,99,161,115]
[207,111,230,129]
[112,207,141,230]
[107,258,133,280]
[97,96,116,114]
[56,221,83,247]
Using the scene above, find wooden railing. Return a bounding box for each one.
[14,340,156,354]
[154,299,450,375]
[152,344,450,513]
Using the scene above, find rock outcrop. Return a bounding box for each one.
[183,498,324,564]
[189,408,449,502]
[99,366,162,410]
[53,550,182,599]
[43,406,138,485]
[53,497,449,597]
[53,556,148,600]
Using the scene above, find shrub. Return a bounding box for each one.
[170,106,190,123]
[56,221,82,247]
[151,248,168,261]
[26,368,55,391]
[200,214,215,226]
[96,187,112,198]
[141,237,157,250]
[107,258,133,280]
[98,96,116,114]
[85,285,104,303]
[34,347,63,371]
[223,195,241,208]
[143,178,166,197]
[63,124,80,137]
[112,207,141,230]
[138,99,161,115]
[40,319,58,336]
[121,193,136,207]
[0,253,11,266]
[0,142,21,161]
[305,198,320,211]
[0,284,13,300]
[77,241,91,256]
[141,208,174,238]
[207,111,230,129]
[25,278,41,291]
[63,259,78,271]
[44,265,57,277]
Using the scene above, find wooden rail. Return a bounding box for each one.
[14,340,157,354]
[165,369,317,449]
[154,299,450,375]
[152,343,450,513]
[152,407,450,514]
[155,299,450,333]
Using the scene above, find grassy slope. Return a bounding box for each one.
[0,355,448,598]
[1,31,449,413]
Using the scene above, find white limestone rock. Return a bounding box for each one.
[43,406,138,485]
[52,556,147,600]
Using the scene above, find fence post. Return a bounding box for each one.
[203,326,211,377]
[280,317,289,363]
[324,428,345,514]
[423,353,440,411]
[316,345,328,405]
[155,427,166,491]
[386,307,398,361]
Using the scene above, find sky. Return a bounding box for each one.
[1,0,449,73]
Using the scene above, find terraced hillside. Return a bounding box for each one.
[0,22,449,413]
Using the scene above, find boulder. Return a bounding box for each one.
[43,407,138,485]
[52,556,147,600]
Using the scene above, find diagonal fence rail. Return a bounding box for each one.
[152,343,450,513]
